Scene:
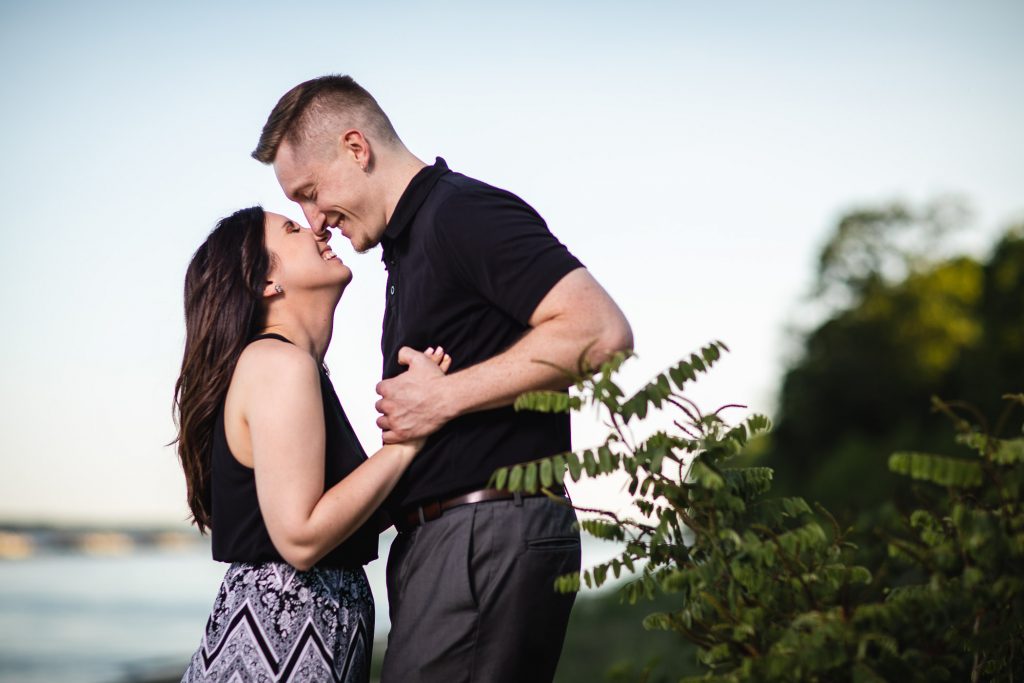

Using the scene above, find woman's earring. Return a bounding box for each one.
[274,284,284,294]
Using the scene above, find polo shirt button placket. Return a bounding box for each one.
[393,253,400,295]
[388,263,401,335]
[387,256,398,298]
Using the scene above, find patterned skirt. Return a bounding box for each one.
[181,562,374,683]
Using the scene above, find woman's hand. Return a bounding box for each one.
[397,346,452,454]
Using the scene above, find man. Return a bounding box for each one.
[253,74,633,683]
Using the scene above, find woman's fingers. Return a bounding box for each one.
[427,346,452,373]
[417,345,452,372]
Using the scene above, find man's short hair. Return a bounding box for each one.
[251,75,399,164]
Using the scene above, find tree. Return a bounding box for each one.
[762,199,1024,530]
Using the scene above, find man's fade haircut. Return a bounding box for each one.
[251,75,400,164]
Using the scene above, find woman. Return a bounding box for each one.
[173,206,448,683]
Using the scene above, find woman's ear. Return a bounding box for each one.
[263,281,282,298]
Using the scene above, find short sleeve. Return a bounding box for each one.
[432,185,585,326]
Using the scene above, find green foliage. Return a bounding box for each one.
[877,395,1024,680]
[494,343,1024,681]
[554,588,703,683]
[814,195,971,303]
[887,451,983,487]
[762,204,1024,535]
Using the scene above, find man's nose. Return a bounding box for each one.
[303,206,326,236]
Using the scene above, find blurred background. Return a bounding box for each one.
[1,1,1021,681]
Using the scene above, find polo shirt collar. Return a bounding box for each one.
[383,157,450,244]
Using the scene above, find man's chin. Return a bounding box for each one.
[352,236,383,254]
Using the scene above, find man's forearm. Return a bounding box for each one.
[375,268,633,444]
[439,315,628,420]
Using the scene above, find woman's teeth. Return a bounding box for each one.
[322,249,337,261]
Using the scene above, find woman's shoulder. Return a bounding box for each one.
[223,340,322,465]
[233,339,320,393]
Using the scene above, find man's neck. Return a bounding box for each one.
[382,151,429,226]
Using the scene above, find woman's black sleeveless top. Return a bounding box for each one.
[209,333,378,568]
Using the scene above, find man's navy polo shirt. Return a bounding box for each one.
[380,157,585,509]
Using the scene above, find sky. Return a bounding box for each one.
[1,0,1022,526]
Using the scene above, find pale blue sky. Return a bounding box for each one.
[1,1,1022,524]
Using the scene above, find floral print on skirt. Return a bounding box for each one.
[181,561,373,683]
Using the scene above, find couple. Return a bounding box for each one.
[174,75,633,683]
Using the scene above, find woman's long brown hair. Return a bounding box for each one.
[173,206,270,533]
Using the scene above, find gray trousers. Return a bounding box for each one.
[380,494,581,683]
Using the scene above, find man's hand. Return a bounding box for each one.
[376,346,454,445]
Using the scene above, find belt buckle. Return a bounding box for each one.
[418,500,442,526]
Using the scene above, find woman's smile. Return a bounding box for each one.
[316,228,342,263]
[321,245,340,262]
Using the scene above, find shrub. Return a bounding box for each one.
[493,345,1024,681]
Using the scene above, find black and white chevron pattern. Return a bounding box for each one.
[181,561,373,683]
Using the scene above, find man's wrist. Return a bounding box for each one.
[437,373,465,422]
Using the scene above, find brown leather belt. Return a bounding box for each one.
[395,485,566,533]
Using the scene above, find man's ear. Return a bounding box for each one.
[339,129,372,171]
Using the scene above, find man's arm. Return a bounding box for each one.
[375,267,632,443]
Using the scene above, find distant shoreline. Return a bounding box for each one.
[0,522,208,560]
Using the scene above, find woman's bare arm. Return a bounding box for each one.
[237,342,444,570]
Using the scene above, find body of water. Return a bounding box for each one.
[0,532,624,683]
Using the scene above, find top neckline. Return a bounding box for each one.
[250,332,329,376]
[251,332,293,345]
